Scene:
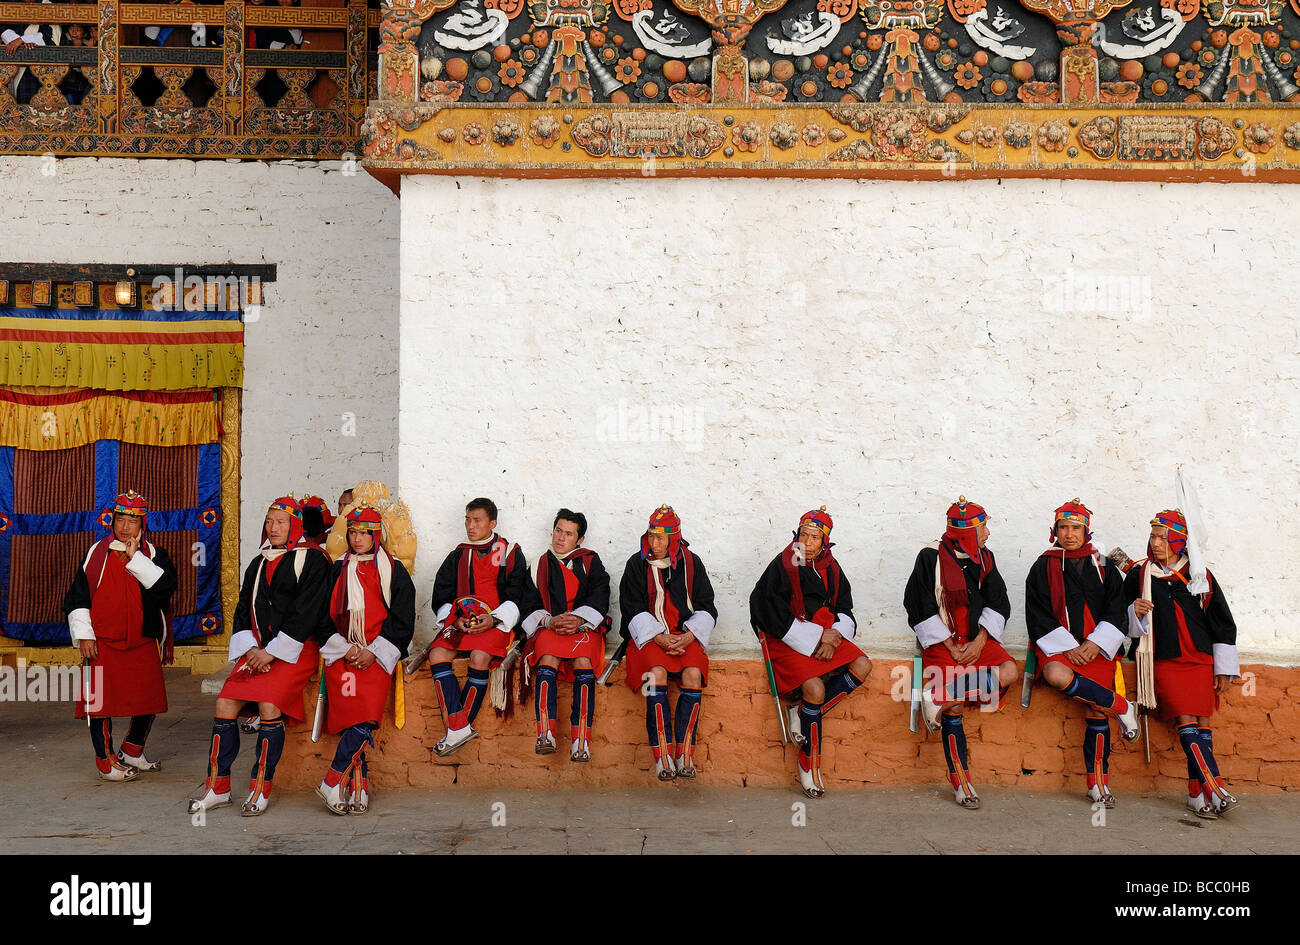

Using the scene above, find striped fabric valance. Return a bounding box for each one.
[0,307,244,391]
[0,387,222,450]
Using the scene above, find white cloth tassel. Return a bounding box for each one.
[488,665,507,710]
[1176,466,1211,595]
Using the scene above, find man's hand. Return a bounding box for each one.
[550,613,583,634]
[1133,599,1154,616]
[78,639,98,661]
[123,534,141,558]
[965,629,988,663]
[653,632,675,651]
[1066,640,1100,666]
[665,630,695,656]
[351,648,376,670]
[245,647,276,672]
[819,627,843,651]
[5,37,26,54]
[1214,674,1234,693]
[813,642,836,661]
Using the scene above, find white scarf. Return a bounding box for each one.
[344,550,393,646]
[647,556,692,631]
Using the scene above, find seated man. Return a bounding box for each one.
[189,496,332,816]
[521,508,610,761]
[3,3,60,105]
[1125,509,1240,819]
[64,491,178,781]
[426,497,531,756]
[300,495,334,546]
[1025,498,1139,809]
[618,505,717,782]
[903,497,1017,809]
[316,505,415,815]
[750,507,871,799]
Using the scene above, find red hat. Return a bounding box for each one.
[798,506,833,537]
[1051,497,1092,543]
[346,505,384,532]
[944,495,987,562]
[302,495,335,528]
[452,596,491,622]
[1150,508,1188,556]
[642,504,683,563]
[112,490,149,519]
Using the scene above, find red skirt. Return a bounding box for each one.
[324,660,393,732]
[76,639,167,719]
[623,638,709,692]
[1155,657,1216,721]
[1039,647,1116,689]
[922,638,1013,705]
[220,636,321,724]
[765,634,865,696]
[526,627,606,680]
[432,624,513,660]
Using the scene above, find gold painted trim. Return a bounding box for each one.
[218,386,241,651]
[362,102,1300,184]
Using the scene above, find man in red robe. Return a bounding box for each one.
[64,490,178,781]
[426,497,532,756]
[316,505,415,814]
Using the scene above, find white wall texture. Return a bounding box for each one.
[400,175,1300,663]
[0,157,401,563]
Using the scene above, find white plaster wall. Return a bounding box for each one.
[0,157,401,561]
[401,175,1300,663]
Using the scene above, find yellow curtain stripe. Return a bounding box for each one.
[0,392,220,450]
[0,342,244,391]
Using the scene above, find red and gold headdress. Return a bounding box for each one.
[112,490,148,519]
[1150,508,1188,557]
[1051,497,1092,543]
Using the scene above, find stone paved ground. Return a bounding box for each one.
[2,669,1297,855]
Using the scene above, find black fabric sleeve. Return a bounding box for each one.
[834,567,855,622]
[1122,563,1142,607]
[141,545,179,613]
[379,560,417,657]
[62,563,91,618]
[748,555,792,639]
[579,553,612,618]
[233,558,259,636]
[502,546,534,610]
[980,552,1011,624]
[687,552,718,620]
[1023,557,1059,644]
[1099,560,1128,630]
[617,553,648,640]
[902,548,940,628]
[430,548,460,615]
[1205,571,1237,647]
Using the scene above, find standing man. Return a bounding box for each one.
[903,497,1017,809]
[1125,509,1240,818]
[1025,498,1139,809]
[316,505,415,814]
[64,491,178,781]
[618,505,717,782]
[188,496,332,816]
[521,508,611,761]
[426,497,532,756]
[750,507,871,799]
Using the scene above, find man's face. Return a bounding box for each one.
[1148,526,1172,563]
[1056,520,1086,551]
[112,514,142,543]
[976,522,990,549]
[646,531,670,559]
[348,528,375,554]
[552,519,581,556]
[465,508,495,542]
[67,24,85,42]
[797,526,824,559]
[265,509,293,548]
[337,490,353,515]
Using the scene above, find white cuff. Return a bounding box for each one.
[573,605,604,629]
[978,608,1006,642]
[628,612,662,649]
[1213,643,1240,679]
[265,632,304,664]
[68,608,95,641]
[434,603,452,623]
[288,28,303,43]
[521,608,549,638]
[320,633,351,666]
[782,619,822,658]
[683,610,715,649]
[125,551,165,589]
[490,600,520,631]
[368,636,401,675]
[269,40,286,49]
[1089,621,1125,660]
[2,30,20,43]
[227,629,257,662]
[1127,603,1151,638]
[1036,626,1078,657]
[913,614,951,648]
[831,612,856,641]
